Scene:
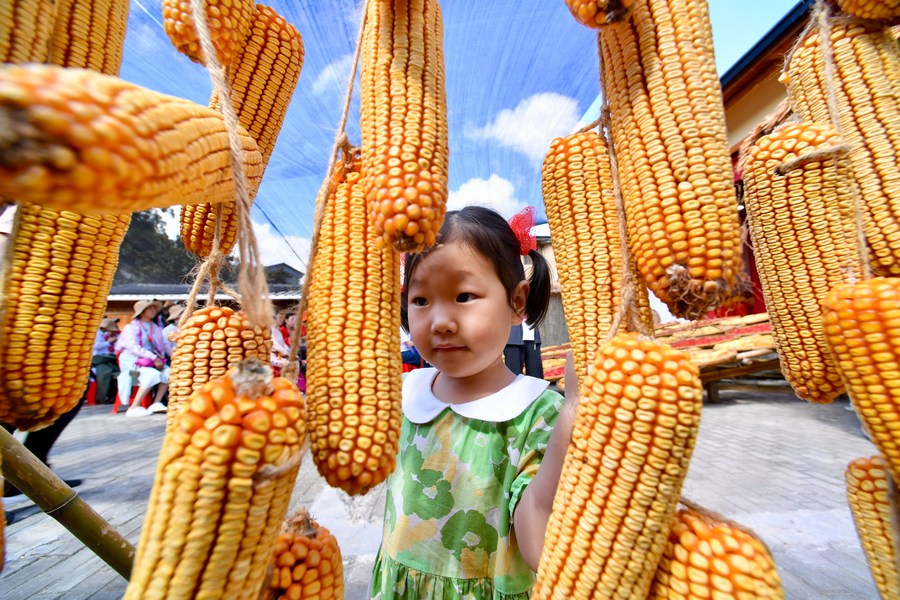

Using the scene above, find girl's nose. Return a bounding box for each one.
[430,306,456,334]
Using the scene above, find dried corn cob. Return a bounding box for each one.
[306,151,402,496]
[167,306,271,430]
[649,505,784,599]
[361,0,448,252]
[742,122,861,404]
[836,0,900,20]
[564,0,633,28]
[182,4,304,257]
[824,278,900,484]
[542,131,653,384]
[0,64,264,216]
[162,0,255,66]
[782,19,900,276]
[264,509,345,600]
[125,359,305,600]
[50,0,130,75]
[0,0,57,63]
[533,332,703,599]
[845,455,900,600]
[599,0,742,319]
[0,0,134,430]
[0,205,130,429]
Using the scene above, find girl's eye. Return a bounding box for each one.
[411,297,428,307]
[456,293,474,303]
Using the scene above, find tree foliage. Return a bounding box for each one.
[113,209,199,284]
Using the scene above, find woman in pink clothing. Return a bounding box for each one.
[115,300,170,417]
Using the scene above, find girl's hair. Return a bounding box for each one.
[402,205,552,331]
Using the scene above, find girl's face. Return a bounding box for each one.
[275,313,285,327]
[407,241,526,383]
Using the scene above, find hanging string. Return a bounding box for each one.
[282,4,368,382]
[189,0,273,328]
[808,0,872,280]
[596,30,649,341]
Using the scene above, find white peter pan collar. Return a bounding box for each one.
[402,368,550,424]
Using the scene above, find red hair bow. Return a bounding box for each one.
[508,207,537,256]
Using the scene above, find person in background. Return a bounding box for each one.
[270,309,293,376]
[282,313,295,347]
[504,323,525,375]
[115,300,170,416]
[522,321,543,379]
[400,327,423,369]
[162,304,186,359]
[92,317,121,404]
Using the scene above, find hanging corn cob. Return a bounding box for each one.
[0,0,57,63]
[0,205,130,429]
[0,65,264,215]
[598,0,742,319]
[542,130,653,384]
[0,0,134,430]
[50,0,130,76]
[533,332,703,599]
[360,0,449,252]
[162,0,256,66]
[836,0,900,20]
[166,306,272,430]
[306,150,403,496]
[126,359,305,600]
[564,0,632,28]
[742,122,861,404]
[648,505,784,599]
[181,4,304,257]
[824,278,900,483]
[845,456,900,600]
[782,17,900,276]
[264,509,345,600]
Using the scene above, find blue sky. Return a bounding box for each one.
[121,0,801,271]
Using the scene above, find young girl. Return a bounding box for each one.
[371,206,579,599]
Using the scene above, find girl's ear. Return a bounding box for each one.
[511,280,529,324]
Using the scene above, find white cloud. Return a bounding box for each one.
[249,220,311,274]
[469,93,581,163]
[130,19,169,55]
[447,175,523,219]
[157,206,181,239]
[312,54,355,96]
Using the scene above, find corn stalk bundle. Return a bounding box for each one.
[167,306,272,431]
[541,130,653,384]
[306,150,403,496]
[263,509,345,600]
[181,4,304,257]
[648,505,784,599]
[845,455,900,600]
[824,278,900,484]
[162,0,256,66]
[360,0,449,252]
[0,65,265,215]
[0,0,57,63]
[533,332,703,599]
[125,360,306,600]
[742,122,862,404]
[782,14,900,276]
[598,0,743,319]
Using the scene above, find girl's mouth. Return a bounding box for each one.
[433,345,464,352]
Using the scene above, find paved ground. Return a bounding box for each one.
[0,383,882,599]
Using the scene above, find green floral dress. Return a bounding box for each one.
[370,368,564,599]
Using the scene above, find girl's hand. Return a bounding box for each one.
[153,357,164,369]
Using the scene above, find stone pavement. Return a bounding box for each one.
[0,383,882,599]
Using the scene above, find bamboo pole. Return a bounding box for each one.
[0,427,134,579]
